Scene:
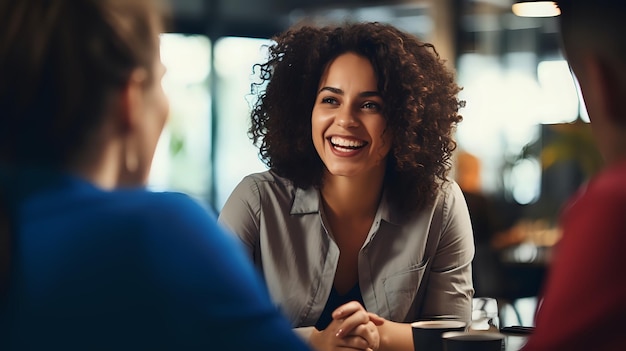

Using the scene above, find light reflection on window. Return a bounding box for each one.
[536,60,579,123]
[508,158,541,205]
[213,37,271,211]
[149,34,212,206]
[456,52,582,202]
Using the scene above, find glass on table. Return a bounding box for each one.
[471,297,500,332]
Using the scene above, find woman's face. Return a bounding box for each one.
[311,52,392,179]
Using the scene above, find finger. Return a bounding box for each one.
[367,312,385,326]
[309,323,369,351]
[335,334,370,350]
[346,321,380,349]
[332,300,366,319]
[335,309,370,337]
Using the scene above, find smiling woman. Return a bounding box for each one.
[312,52,391,181]
[218,21,474,351]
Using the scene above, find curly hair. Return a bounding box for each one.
[249,21,464,214]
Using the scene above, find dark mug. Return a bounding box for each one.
[411,320,467,351]
[442,331,505,351]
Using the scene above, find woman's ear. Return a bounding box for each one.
[118,68,149,133]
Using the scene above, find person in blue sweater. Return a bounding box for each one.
[0,1,311,350]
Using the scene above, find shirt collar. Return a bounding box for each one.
[290,186,320,215]
[377,190,403,226]
[290,185,403,226]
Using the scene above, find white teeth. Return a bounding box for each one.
[330,136,366,148]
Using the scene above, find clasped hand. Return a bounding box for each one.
[310,301,385,351]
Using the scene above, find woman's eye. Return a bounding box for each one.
[321,97,338,104]
[363,102,381,111]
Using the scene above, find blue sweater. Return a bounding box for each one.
[0,169,310,350]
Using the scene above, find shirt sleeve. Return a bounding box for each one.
[420,181,475,323]
[218,176,261,260]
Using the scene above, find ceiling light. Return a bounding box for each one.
[512,1,561,17]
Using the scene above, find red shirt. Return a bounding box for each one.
[523,159,626,351]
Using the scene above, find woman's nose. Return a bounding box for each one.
[336,107,359,128]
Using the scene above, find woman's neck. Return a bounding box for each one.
[67,132,135,190]
[68,148,121,190]
[320,169,385,220]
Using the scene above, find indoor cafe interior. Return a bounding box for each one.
[154,0,597,335]
[153,0,597,328]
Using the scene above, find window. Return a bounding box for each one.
[212,37,272,211]
[150,34,213,205]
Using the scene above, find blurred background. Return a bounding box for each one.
[150,0,603,327]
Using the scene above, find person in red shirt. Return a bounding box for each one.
[522,1,626,350]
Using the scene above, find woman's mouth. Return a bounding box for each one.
[329,136,368,153]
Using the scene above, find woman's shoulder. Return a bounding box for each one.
[221,169,307,223]
[440,179,464,200]
[410,179,464,212]
[241,169,291,186]
[396,179,466,224]
[233,169,298,198]
[437,179,466,212]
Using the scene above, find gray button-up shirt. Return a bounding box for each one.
[218,170,474,327]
